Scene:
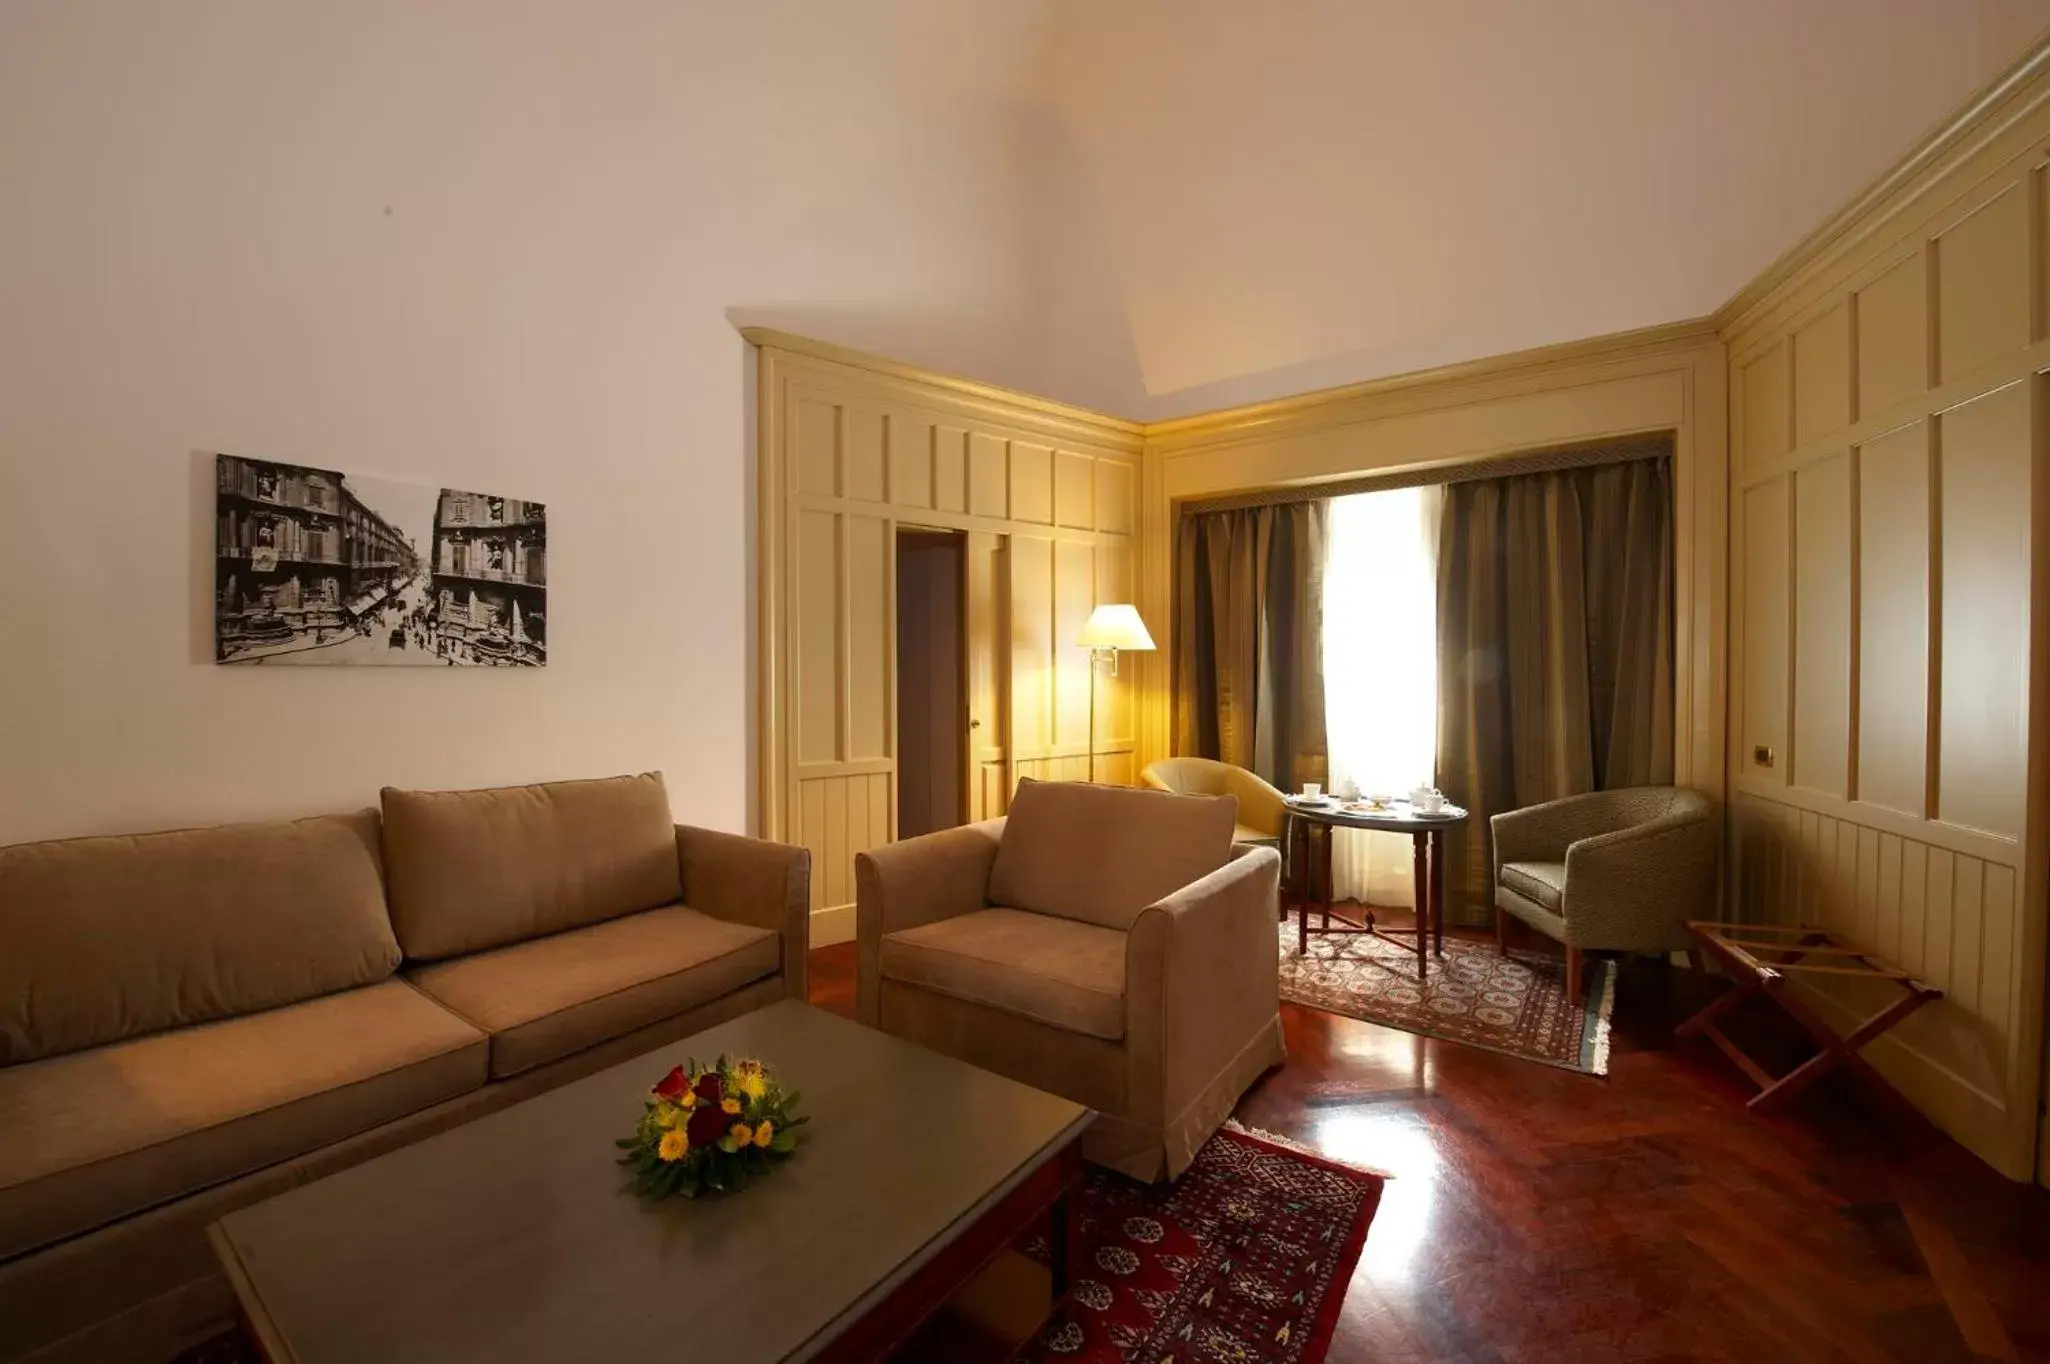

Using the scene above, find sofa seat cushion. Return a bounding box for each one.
[879,908,1127,1041]
[381,772,684,961]
[1233,822,1278,846]
[988,778,1237,932]
[1500,861,1567,912]
[0,981,486,1262]
[405,904,780,1079]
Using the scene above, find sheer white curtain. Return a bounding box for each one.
[1321,485,1442,905]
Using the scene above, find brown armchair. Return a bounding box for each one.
[855,779,1284,1182]
[1491,786,1719,1002]
[1140,757,1289,847]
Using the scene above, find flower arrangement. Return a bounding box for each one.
[616,1054,806,1199]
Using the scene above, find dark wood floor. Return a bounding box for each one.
[812,935,2050,1363]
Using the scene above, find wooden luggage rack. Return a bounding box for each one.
[1677,921,1943,1110]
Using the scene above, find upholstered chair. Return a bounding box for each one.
[855,779,1284,1182]
[1140,757,1288,847]
[1491,787,1718,1003]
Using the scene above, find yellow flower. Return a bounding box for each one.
[678,1089,696,1111]
[657,1130,688,1163]
[735,1069,768,1103]
[656,1102,685,1130]
[728,1122,753,1148]
[753,1121,775,1148]
[721,1097,741,1116]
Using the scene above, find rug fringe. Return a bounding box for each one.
[1223,1118,1398,1179]
[1587,961,1617,1076]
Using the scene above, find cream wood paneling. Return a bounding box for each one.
[965,531,1006,821]
[1793,452,1853,796]
[1856,251,1931,419]
[795,509,840,766]
[1936,185,2032,384]
[1008,532,1054,762]
[1742,339,1792,467]
[1053,539,1095,750]
[1733,793,2026,1176]
[968,432,1008,518]
[754,331,1144,932]
[1054,450,1094,529]
[1857,420,1933,818]
[846,404,886,504]
[934,426,967,514]
[1096,458,1135,534]
[1722,63,2050,1177]
[1142,327,1727,794]
[1742,478,1791,779]
[1010,441,1054,525]
[889,413,933,510]
[844,514,891,762]
[1793,303,1853,448]
[1937,381,2033,841]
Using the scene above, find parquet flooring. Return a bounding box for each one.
[810,934,2050,1362]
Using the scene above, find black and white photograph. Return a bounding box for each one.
[214,454,546,666]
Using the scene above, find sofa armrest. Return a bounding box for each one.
[676,825,812,1002]
[1561,809,1720,950]
[854,819,1005,1025]
[1124,847,1283,1129]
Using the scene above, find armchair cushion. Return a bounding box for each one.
[879,908,1126,1041]
[1499,861,1566,912]
[988,779,1237,931]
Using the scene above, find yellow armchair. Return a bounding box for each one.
[1141,757,1287,847]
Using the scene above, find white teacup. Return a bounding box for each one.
[1300,783,1322,801]
[1414,789,1445,814]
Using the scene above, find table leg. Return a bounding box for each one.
[1296,818,1310,956]
[1319,823,1333,934]
[1050,1188,1070,1299]
[1411,832,1428,980]
[1430,827,1445,957]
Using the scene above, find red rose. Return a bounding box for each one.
[686,1102,727,1149]
[653,1065,690,1100]
[693,1071,723,1105]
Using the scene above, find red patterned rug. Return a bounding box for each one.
[1014,1123,1384,1364]
[1277,916,1614,1075]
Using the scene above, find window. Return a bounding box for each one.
[1321,485,1441,904]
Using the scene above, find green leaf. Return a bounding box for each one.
[770,1130,798,1154]
[614,1136,641,1150]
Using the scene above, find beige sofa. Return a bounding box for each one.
[0,773,808,1364]
[856,778,1284,1183]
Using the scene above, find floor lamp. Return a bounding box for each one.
[1077,603,1156,784]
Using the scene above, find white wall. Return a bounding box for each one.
[0,0,1112,843]
[1046,0,2050,417]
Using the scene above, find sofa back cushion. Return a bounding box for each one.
[987,779,1237,931]
[0,811,399,1065]
[381,773,682,960]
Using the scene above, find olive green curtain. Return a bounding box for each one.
[1173,502,1329,792]
[1436,457,1674,921]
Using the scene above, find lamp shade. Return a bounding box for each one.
[1077,603,1155,652]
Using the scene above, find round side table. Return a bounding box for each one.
[1283,801,1470,980]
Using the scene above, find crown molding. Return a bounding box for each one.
[1712,30,2050,339]
[738,326,1145,444]
[1141,317,1719,451]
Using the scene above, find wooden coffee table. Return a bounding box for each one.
[1284,800,1468,979]
[209,1001,1091,1364]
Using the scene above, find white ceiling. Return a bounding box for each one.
[987,0,2050,418]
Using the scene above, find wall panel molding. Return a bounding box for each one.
[1723,41,2050,1179]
